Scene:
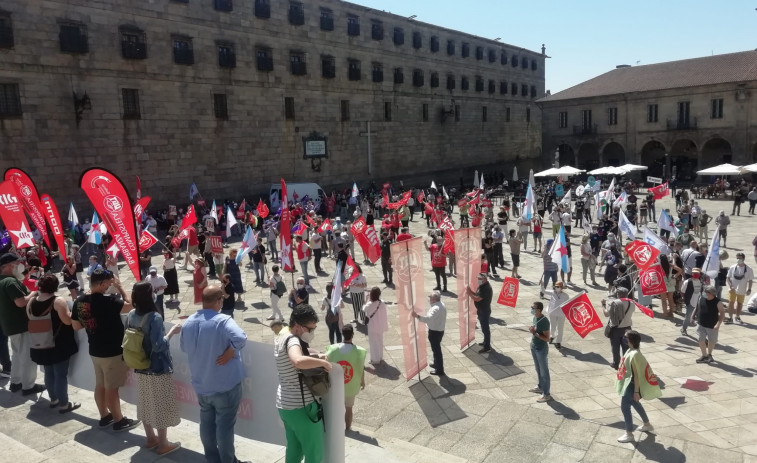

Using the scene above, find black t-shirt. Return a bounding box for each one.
[575,200,585,211]
[252,244,266,263]
[71,293,125,358]
[222,282,236,311]
[698,297,720,328]
[381,240,391,259]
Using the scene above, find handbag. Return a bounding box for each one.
[605,300,631,338]
[364,300,381,326]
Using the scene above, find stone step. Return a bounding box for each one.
[348,425,470,463]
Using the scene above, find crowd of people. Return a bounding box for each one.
[1,173,756,460]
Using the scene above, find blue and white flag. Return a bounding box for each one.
[189,182,200,201]
[68,202,79,228]
[351,182,359,198]
[657,209,678,238]
[331,261,343,316]
[88,212,102,245]
[235,225,258,264]
[618,209,637,241]
[210,200,218,222]
[702,229,721,279]
[524,183,536,221]
[642,225,671,255]
[548,226,571,273]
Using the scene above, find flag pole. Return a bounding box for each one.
[405,240,422,383]
[464,227,472,351]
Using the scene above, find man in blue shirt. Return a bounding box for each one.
[181,285,248,463]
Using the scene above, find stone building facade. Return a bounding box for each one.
[537,51,757,181]
[0,0,544,205]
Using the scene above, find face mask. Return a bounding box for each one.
[300,330,315,344]
[738,259,745,265]
[477,279,484,284]
[555,288,562,294]
[13,264,24,280]
[530,308,536,315]
[297,284,305,289]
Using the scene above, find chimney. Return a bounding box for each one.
[616,64,631,69]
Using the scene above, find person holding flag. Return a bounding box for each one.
[542,281,569,349]
[411,290,447,376]
[528,301,552,403]
[615,329,657,443]
[602,286,635,370]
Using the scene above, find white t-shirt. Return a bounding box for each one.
[561,212,572,226]
[147,274,168,295]
[727,264,754,295]
[275,335,314,410]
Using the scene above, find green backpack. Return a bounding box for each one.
[122,311,152,370]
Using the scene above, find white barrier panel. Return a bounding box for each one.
[67,326,345,462]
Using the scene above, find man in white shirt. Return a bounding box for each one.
[549,208,562,237]
[560,209,572,236]
[543,281,569,349]
[146,266,168,316]
[726,252,753,324]
[601,286,635,370]
[680,241,702,279]
[412,290,447,375]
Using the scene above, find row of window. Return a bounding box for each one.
[0,82,533,124]
[0,8,539,73]
[557,98,726,130]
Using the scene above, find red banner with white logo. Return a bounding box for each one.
[236,199,246,219]
[279,179,294,272]
[455,227,482,349]
[560,292,603,338]
[4,168,50,247]
[256,199,269,219]
[622,298,654,318]
[133,196,151,221]
[351,216,381,263]
[625,240,660,271]
[0,181,34,249]
[386,191,412,210]
[416,191,425,203]
[438,215,455,254]
[649,182,669,200]
[209,235,223,254]
[80,168,140,280]
[390,237,427,381]
[39,194,67,264]
[342,255,360,289]
[138,230,159,252]
[639,263,667,296]
[179,204,197,232]
[318,219,331,233]
[497,276,519,307]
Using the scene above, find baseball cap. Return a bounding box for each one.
[692,267,701,275]
[149,266,157,273]
[0,253,21,266]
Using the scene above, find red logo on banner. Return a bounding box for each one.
[279,180,294,272]
[649,182,669,200]
[256,199,269,219]
[561,293,603,338]
[80,169,140,280]
[318,219,331,233]
[497,277,519,307]
[644,364,659,386]
[625,240,660,271]
[209,235,223,254]
[351,216,381,263]
[39,194,67,264]
[337,360,353,384]
[0,181,34,249]
[622,298,654,319]
[617,359,626,380]
[457,198,467,208]
[4,168,50,247]
[133,196,151,220]
[639,264,667,296]
[138,230,159,252]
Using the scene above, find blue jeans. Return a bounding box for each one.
[252,261,264,282]
[478,309,491,349]
[682,304,696,331]
[542,270,558,289]
[621,381,649,432]
[327,321,342,344]
[299,260,310,285]
[531,346,550,395]
[0,326,10,371]
[198,382,243,463]
[44,359,70,404]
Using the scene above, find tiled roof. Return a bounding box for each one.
[538,50,757,103]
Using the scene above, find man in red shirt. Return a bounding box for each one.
[425,237,447,292]
[294,235,312,286]
[396,227,413,242]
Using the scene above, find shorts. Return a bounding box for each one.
[728,289,745,304]
[697,325,719,344]
[719,229,727,238]
[91,355,128,389]
[187,245,200,255]
[533,232,542,238]
[345,395,356,407]
[511,254,520,267]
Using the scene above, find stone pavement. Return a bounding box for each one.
[3,193,757,463]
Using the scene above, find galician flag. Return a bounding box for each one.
[210,200,218,223]
[68,202,79,228]
[351,182,359,198]
[657,209,678,238]
[642,225,671,255]
[226,206,237,238]
[189,182,200,201]
[524,183,536,221]
[331,261,343,316]
[88,212,102,245]
[618,209,637,241]
[613,190,628,208]
[548,226,571,273]
[235,225,258,264]
[702,229,721,279]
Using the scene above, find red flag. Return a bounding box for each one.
[80,168,140,280]
[416,191,425,203]
[0,181,34,249]
[639,263,667,296]
[649,182,669,200]
[257,199,269,219]
[438,215,455,254]
[625,240,660,271]
[179,204,197,231]
[305,214,317,227]
[138,230,159,252]
[133,196,151,221]
[457,198,467,208]
[381,193,389,207]
[561,292,603,338]
[622,298,654,319]
[39,194,68,264]
[351,216,381,263]
[209,235,223,253]
[136,175,142,200]
[279,179,294,272]
[382,182,391,190]
[497,277,520,307]
[318,219,332,233]
[293,220,305,236]
[106,242,120,259]
[342,255,361,288]
[4,168,50,247]
[236,199,246,219]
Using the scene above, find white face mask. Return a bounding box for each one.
[555,288,562,294]
[12,263,24,280]
[297,284,305,289]
[300,330,315,344]
[738,259,745,265]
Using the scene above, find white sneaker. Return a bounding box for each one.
[536,394,552,403]
[528,387,543,393]
[636,423,654,433]
[617,432,634,443]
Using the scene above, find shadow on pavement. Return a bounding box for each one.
[708,361,754,378]
[558,346,611,366]
[635,434,687,463]
[366,361,401,380]
[462,349,524,380]
[546,400,580,420]
[346,430,379,446]
[659,396,687,409]
[489,316,508,327]
[409,377,468,428]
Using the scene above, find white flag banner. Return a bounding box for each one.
[331,261,343,315]
[618,209,637,241]
[226,206,238,238]
[702,229,721,279]
[642,226,671,255]
[560,189,572,206]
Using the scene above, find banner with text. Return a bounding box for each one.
[497,276,519,307]
[39,193,67,263]
[351,216,381,263]
[4,168,50,247]
[0,181,34,249]
[391,237,427,381]
[561,292,603,338]
[455,228,482,349]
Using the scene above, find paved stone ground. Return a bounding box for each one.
[3,192,757,463]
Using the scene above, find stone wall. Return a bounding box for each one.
[0,0,544,208]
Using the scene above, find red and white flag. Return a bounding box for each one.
[342,255,361,288]
[138,230,159,252]
[622,298,654,319]
[416,191,425,203]
[497,276,519,307]
[318,219,332,233]
[639,263,667,296]
[4,168,50,247]
[179,204,197,231]
[39,193,67,264]
[256,199,269,219]
[0,181,34,249]
[351,216,381,263]
[625,240,660,271]
[133,196,151,221]
[279,179,294,272]
[236,199,246,219]
[560,292,603,338]
[649,182,669,200]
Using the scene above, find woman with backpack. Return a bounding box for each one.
[28,274,79,413]
[126,281,182,457]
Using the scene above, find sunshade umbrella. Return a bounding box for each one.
[553,166,585,176]
[533,168,559,177]
[619,164,648,172]
[589,166,627,175]
[741,163,757,173]
[696,163,744,176]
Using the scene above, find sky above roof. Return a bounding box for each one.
[350,0,757,93]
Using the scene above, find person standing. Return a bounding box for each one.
[466,273,493,353]
[181,285,249,463]
[128,282,182,457]
[193,258,208,306]
[225,249,243,301]
[680,268,704,336]
[349,264,368,324]
[715,210,730,247]
[507,229,523,278]
[379,233,393,285]
[310,229,323,273]
[530,214,542,253]
[325,324,366,432]
[528,301,552,403]
[425,236,448,291]
[275,305,331,462]
[321,282,344,344]
[602,286,635,370]
[482,230,498,278]
[516,215,531,252]
[146,266,168,319]
[294,235,312,287]
[363,287,389,364]
[267,265,286,321]
[412,290,446,376]
[580,235,597,285]
[542,281,569,349]
[492,226,506,270]
[250,241,267,285]
[71,269,141,431]
[540,241,559,298]
[162,251,180,303]
[615,330,657,443]
[690,285,726,363]
[726,252,753,324]
[0,253,44,394]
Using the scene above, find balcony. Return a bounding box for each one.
[573,124,598,135]
[322,62,335,78]
[667,118,698,130]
